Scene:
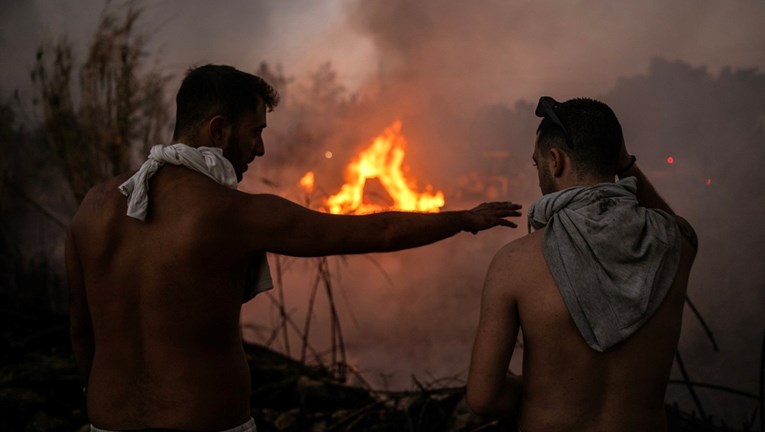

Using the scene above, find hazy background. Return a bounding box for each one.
[2,0,764,427]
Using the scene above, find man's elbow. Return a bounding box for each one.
[467,373,523,417]
[466,386,502,417]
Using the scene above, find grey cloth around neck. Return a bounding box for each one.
[118,143,273,302]
[528,176,681,352]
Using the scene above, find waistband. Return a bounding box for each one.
[90,417,256,432]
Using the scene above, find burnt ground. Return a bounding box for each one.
[0,308,738,432]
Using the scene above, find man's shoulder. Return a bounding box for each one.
[482,229,551,307]
[644,206,698,252]
[76,174,130,214]
[489,229,546,277]
[672,214,698,252]
[497,228,545,258]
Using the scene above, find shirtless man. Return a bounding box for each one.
[66,65,523,432]
[466,97,697,431]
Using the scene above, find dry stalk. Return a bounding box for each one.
[301,265,323,364]
[262,291,324,366]
[675,352,707,421]
[685,294,719,352]
[274,255,291,356]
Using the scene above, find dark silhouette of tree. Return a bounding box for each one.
[30,2,170,203]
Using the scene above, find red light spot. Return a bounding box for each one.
[706,178,712,186]
[666,156,674,164]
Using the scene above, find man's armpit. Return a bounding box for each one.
[674,215,698,251]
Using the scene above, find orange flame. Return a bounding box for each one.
[299,171,315,192]
[301,121,445,215]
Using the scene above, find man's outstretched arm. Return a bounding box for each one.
[466,244,523,416]
[238,193,523,258]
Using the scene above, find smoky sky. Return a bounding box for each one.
[3,0,765,426]
[5,1,763,102]
[349,0,765,107]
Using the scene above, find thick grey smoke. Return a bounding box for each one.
[349,0,765,106]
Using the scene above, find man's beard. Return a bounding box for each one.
[224,134,245,182]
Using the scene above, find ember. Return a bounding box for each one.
[301,121,445,215]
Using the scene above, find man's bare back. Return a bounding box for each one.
[484,226,694,432]
[69,167,259,429]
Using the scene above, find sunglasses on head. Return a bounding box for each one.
[535,96,574,149]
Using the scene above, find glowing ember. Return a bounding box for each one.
[302,121,445,215]
[299,171,315,192]
[666,156,675,164]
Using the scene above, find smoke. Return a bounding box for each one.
[349,0,765,105]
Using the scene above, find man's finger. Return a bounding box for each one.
[491,210,523,218]
[498,220,518,228]
[483,201,523,210]
[497,202,522,210]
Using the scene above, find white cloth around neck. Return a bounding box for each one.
[118,144,238,221]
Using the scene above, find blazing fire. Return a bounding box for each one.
[301,121,445,215]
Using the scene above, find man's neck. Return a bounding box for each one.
[555,175,614,191]
[173,135,211,149]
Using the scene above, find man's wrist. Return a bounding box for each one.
[456,210,478,235]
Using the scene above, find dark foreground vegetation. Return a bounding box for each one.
[0,303,736,432]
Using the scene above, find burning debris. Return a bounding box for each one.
[301,121,445,215]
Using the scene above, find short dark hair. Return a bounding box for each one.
[172,65,280,140]
[536,98,623,179]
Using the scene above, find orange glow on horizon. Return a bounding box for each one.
[299,121,445,215]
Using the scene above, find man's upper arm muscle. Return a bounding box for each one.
[237,193,388,257]
[467,244,522,416]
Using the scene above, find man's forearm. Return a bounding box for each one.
[618,162,674,215]
[471,372,523,416]
[369,210,468,252]
[356,202,519,254]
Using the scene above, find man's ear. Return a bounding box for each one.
[548,147,566,178]
[208,115,232,148]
